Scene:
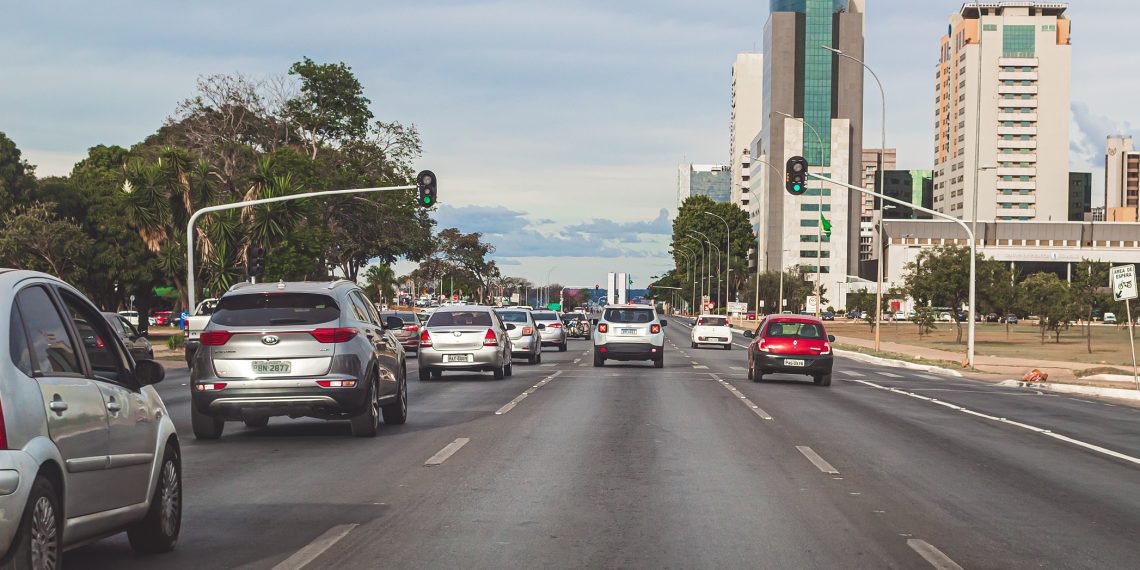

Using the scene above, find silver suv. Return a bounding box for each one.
[190,280,408,439]
[531,310,567,352]
[592,304,667,368]
[418,306,513,380]
[0,269,180,567]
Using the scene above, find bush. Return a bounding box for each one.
[166,335,185,350]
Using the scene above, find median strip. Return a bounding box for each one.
[425,438,471,466]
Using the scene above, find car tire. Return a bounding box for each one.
[127,445,182,554]
[751,362,763,383]
[653,357,664,369]
[6,476,61,570]
[526,353,535,364]
[243,417,269,428]
[493,362,506,380]
[815,373,833,387]
[725,343,732,351]
[191,399,224,440]
[691,342,697,349]
[535,353,542,365]
[381,377,408,425]
[418,366,431,381]
[505,361,514,377]
[593,352,604,367]
[350,376,382,437]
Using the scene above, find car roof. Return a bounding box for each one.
[224,280,358,296]
[433,305,494,312]
[605,304,654,310]
[767,316,824,325]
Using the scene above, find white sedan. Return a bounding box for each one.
[691,315,733,350]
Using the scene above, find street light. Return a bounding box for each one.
[677,243,699,315]
[776,110,826,317]
[689,230,718,312]
[750,158,785,317]
[706,211,732,310]
[680,239,705,311]
[822,44,888,349]
[675,249,694,315]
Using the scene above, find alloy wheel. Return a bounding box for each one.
[30,495,59,570]
[160,459,182,537]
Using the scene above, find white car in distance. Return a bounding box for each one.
[691,314,733,350]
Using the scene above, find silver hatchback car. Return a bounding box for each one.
[190,280,408,439]
[0,269,180,567]
[417,306,513,380]
[531,310,568,352]
[494,308,542,364]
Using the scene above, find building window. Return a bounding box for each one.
[800,219,818,228]
[983,24,998,32]
[800,204,832,212]
[1003,25,1036,57]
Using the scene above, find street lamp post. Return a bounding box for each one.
[823,45,888,349]
[675,250,694,315]
[750,158,786,317]
[681,240,705,312]
[706,211,732,310]
[776,111,825,317]
[688,230,714,311]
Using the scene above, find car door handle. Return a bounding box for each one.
[107,401,122,413]
[49,399,69,413]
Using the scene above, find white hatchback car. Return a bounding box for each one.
[690,315,733,350]
[592,305,667,368]
[0,270,181,567]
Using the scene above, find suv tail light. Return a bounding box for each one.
[650,324,661,334]
[0,398,7,450]
[597,323,608,333]
[404,324,420,332]
[420,329,432,347]
[522,326,534,336]
[548,322,562,328]
[200,330,234,346]
[483,329,499,347]
[310,328,358,343]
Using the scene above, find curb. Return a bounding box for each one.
[997,379,1140,402]
[834,349,963,377]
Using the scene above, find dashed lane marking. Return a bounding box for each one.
[839,370,865,377]
[878,371,903,378]
[710,373,773,420]
[907,539,965,570]
[852,379,1140,467]
[796,445,840,474]
[424,438,471,466]
[495,371,564,415]
[693,365,709,370]
[272,524,359,570]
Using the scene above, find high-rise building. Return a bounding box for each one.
[752,0,865,309]
[933,2,1072,222]
[882,170,934,220]
[678,164,731,206]
[1067,172,1091,222]
[1106,135,1139,212]
[731,53,765,214]
[858,148,897,261]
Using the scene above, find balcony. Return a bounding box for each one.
[996,180,1037,190]
[997,85,1039,95]
[997,126,1038,136]
[996,139,1037,150]
[997,153,1037,162]
[998,57,1039,67]
[997,206,1036,218]
[997,167,1037,177]
[998,113,1037,122]
[998,194,1037,205]
[999,99,1038,109]
[998,71,1039,81]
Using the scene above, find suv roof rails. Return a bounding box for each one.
[229,282,255,292]
[327,279,355,290]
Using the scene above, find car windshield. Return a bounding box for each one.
[765,321,824,339]
[698,317,727,326]
[531,311,558,321]
[427,311,493,327]
[604,308,655,323]
[211,293,341,327]
[496,311,530,323]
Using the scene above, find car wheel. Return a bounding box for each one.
[593,352,605,367]
[350,376,381,437]
[725,343,732,351]
[535,353,542,365]
[191,398,224,440]
[243,417,269,428]
[128,445,182,554]
[493,362,506,380]
[653,357,664,369]
[747,359,754,380]
[418,366,431,381]
[7,476,61,570]
[816,373,833,387]
[752,362,764,383]
[526,353,535,364]
[381,377,408,425]
[559,343,567,352]
[691,342,697,349]
[505,361,514,377]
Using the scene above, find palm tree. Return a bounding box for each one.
[362,264,396,304]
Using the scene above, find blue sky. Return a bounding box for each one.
[2,1,1136,286]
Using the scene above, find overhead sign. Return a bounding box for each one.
[728,302,748,314]
[1112,265,1138,302]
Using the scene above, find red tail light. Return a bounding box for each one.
[522,326,534,336]
[194,383,228,392]
[758,340,769,353]
[483,329,499,347]
[821,343,832,355]
[404,325,420,332]
[597,323,608,333]
[95,336,105,348]
[548,322,562,328]
[650,324,661,334]
[0,398,7,450]
[420,328,432,347]
[317,380,357,388]
[310,328,358,343]
[200,330,234,346]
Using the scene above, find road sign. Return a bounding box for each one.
[1111,265,1137,301]
[805,296,819,314]
[728,302,748,314]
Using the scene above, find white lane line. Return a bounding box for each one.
[907,539,964,570]
[731,366,745,371]
[573,358,581,364]
[839,370,866,377]
[795,446,840,474]
[711,373,774,420]
[878,371,903,378]
[272,524,359,570]
[693,365,709,370]
[425,438,471,466]
[852,379,1140,467]
[915,374,940,380]
[495,371,564,415]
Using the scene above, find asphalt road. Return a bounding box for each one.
[68,320,1140,569]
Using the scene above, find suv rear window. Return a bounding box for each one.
[212,293,341,327]
[764,321,824,339]
[531,311,558,321]
[604,308,655,324]
[496,311,530,323]
[427,311,493,327]
[698,317,727,326]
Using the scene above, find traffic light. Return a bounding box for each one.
[247,245,265,278]
[416,170,437,207]
[785,156,808,196]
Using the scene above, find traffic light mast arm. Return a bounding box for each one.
[805,172,977,368]
[186,184,415,310]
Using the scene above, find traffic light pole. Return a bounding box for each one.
[186,184,415,310]
[806,172,976,368]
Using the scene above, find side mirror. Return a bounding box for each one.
[743,331,754,339]
[660,320,668,327]
[828,335,836,343]
[384,316,405,330]
[506,323,518,331]
[135,359,165,386]
[537,323,547,330]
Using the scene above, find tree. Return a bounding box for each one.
[0,132,38,215]
[286,57,373,159]
[362,264,397,304]
[428,228,500,303]
[1071,260,1112,353]
[1021,272,1075,344]
[671,195,756,309]
[979,261,1024,339]
[902,245,992,344]
[0,202,92,282]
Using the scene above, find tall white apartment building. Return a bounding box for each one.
[730,53,764,228]
[933,2,1072,222]
[1106,135,1140,213]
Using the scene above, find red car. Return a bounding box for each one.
[153,311,173,326]
[743,316,835,386]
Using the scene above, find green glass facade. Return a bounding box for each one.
[1003,25,1036,57]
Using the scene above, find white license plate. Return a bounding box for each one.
[252,360,292,374]
[784,359,806,367]
[445,354,472,363]
[621,328,638,335]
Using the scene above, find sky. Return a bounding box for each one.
[2,1,1137,287]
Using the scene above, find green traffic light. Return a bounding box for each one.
[794,184,801,191]
[424,196,432,204]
